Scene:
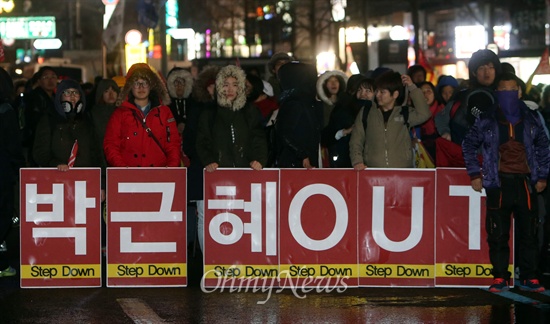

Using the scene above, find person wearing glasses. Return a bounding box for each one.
[23,66,58,166]
[103,63,181,167]
[32,79,105,202]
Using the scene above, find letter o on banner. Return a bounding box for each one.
[288,184,348,251]
[209,212,244,245]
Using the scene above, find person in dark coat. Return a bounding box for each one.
[275,62,321,168]
[90,79,120,169]
[33,79,104,198]
[462,72,550,293]
[23,66,57,166]
[321,75,373,168]
[166,67,194,137]
[0,69,25,277]
[185,65,220,252]
[196,64,268,252]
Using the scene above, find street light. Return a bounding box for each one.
[331,0,347,71]
[0,0,14,14]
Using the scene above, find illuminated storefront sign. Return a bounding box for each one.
[0,16,56,39]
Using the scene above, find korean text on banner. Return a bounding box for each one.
[20,168,102,288]
[106,167,187,287]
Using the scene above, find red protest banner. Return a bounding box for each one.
[435,168,513,288]
[106,168,187,287]
[20,168,102,288]
[203,168,279,288]
[358,169,436,287]
[279,169,358,288]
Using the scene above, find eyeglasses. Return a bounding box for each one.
[62,90,80,97]
[41,75,57,80]
[133,81,150,89]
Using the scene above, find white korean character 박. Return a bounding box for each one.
[26,181,95,255]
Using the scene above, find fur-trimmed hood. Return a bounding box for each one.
[192,65,220,104]
[316,70,348,106]
[117,63,170,107]
[166,67,193,99]
[215,65,247,111]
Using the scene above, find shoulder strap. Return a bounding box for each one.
[131,109,165,154]
[362,101,372,132]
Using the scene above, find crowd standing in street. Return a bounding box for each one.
[3,47,550,294]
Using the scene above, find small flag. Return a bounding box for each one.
[68,140,78,168]
[417,48,434,82]
[526,47,550,94]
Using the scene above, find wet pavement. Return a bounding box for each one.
[2,228,550,323]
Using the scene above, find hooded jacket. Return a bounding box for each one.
[316,70,348,127]
[192,65,220,104]
[103,64,181,167]
[462,102,550,188]
[196,65,267,168]
[33,80,100,170]
[166,67,194,125]
[275,62,322,168]
[90,79,120,168]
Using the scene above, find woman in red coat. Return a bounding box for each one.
[104,63,181,167]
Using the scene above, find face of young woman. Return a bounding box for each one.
[223,76,239,102]
[131,78,151,101]
[440,85,455,103]
[420,84,435,105]
[356,84,374,101]
[102,86,118,105]
[61,88,81,107]
[326,76,340,96]
[174,77,186,98]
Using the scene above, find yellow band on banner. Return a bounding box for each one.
[107,263,187,278]
[278,264,358,278]
[203,264,279,279]
[21,264,101,279]
[358,264,434,279]
[435,263,514,278]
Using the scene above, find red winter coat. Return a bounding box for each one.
[104,101,182,167]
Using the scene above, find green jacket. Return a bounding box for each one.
[349,86,431,168]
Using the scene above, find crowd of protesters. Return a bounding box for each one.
[2,50,550,293]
